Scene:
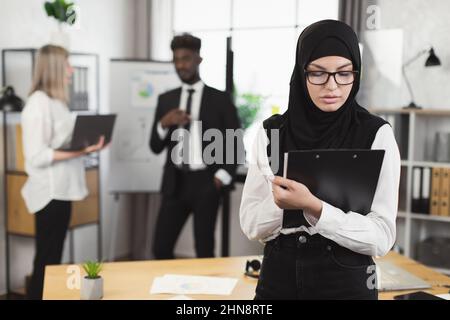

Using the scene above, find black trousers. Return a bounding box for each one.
[255,232,378,300]
[153,169,220,259]
[27,200,72,300]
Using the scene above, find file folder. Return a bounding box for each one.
[283,149,385,216]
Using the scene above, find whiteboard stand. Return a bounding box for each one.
[108,193,121,262]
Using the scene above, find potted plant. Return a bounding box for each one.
[81,261,103,300]
[44,0,77,49]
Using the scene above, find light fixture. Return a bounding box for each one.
[0,86,24,112]
[402,46,441,109]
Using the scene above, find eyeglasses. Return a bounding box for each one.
[304,70,358,85]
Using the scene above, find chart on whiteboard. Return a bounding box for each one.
[131,70,174,108]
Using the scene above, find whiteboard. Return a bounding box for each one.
[108,60,181,193]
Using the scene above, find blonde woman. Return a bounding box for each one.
[21,45,107,299]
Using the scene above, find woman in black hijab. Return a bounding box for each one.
[240,20,401,300]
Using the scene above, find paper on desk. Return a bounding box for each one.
[167,295,193,300]
[436,293,450,300]
[150,274,238,295]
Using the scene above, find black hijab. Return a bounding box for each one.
[264,20,387,176]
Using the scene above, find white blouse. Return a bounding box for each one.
[239,123,401,257]
[21,91,88,213]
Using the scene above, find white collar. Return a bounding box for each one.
[182,80,204,92]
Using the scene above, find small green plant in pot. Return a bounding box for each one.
[81,261,103,300]
[44,0,77,49]
[44,0,77,25]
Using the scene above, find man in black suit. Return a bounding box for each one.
[150,34,241,259]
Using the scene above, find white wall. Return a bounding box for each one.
[381,0,450,109]
[0,0,136,294]
[358,0,450,109]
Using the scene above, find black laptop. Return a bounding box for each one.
[59,114,116,151]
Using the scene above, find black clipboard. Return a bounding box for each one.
[59,114,116,151]
[283,149,385,216]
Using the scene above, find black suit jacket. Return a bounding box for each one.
[150,85,242,196]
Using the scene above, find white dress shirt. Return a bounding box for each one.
[21,90,88,213]
[156,80,232,185]
[239,123,401,257]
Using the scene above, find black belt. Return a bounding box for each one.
[267,231,332,250]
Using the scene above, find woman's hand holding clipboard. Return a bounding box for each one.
[270,175,324,218]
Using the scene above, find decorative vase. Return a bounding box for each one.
[50,23,70,50]
[80,276,103,300]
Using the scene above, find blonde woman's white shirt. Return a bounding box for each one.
[21,90,88,213]
[239,123,401,257]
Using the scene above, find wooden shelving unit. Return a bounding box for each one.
[370,108,450,275]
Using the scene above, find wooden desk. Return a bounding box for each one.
[43,251,450,300]
[377,252,450,299]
